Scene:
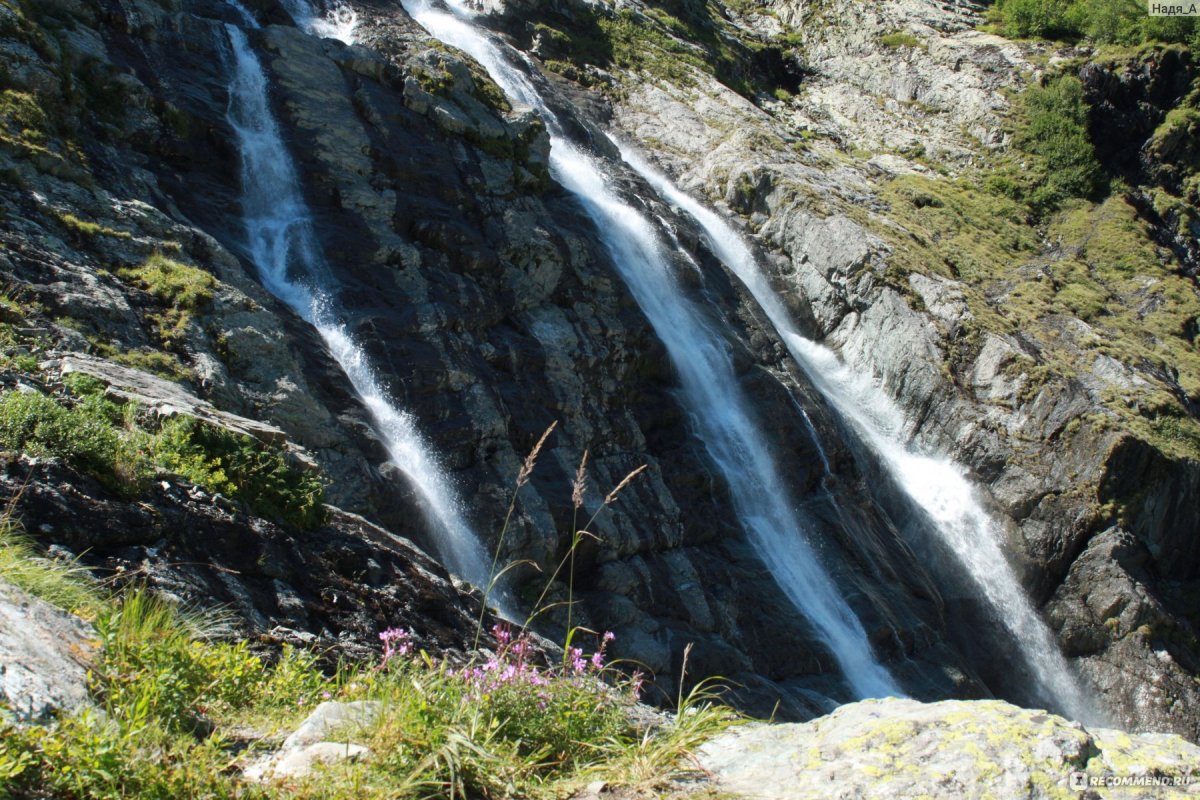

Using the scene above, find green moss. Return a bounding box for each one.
[879,31,927,51]
[56,212,132,240]
[532,1,780,99]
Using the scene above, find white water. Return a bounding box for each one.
[618,146,1103,724]
[403,0,900,699]
[222,21,498,607]
[279,0,359,43]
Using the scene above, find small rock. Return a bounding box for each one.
[267,742,369,779]
[282,701,382,750]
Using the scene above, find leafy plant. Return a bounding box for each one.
[988,0,1197,44]
[1015,75,1106,213]
[0,388,326,527]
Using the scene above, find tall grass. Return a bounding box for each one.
[0,435,736,800]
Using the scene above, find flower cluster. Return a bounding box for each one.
[377,623,634,705]
[379,627,412,662]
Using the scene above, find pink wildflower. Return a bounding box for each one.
[380,627,413,661]
[630,669,646,700]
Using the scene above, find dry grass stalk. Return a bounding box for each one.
[517,421,557,487]
[604,464,647,505]
[571,449,589,509]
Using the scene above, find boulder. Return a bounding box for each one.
[697,698,1200,799]
[0,579,96,723]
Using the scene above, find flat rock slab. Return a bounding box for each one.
[57,353,289,447]
[697,698,1200,799]
[0,578,96,723]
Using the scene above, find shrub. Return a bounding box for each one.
[0,390,123,478]
[151,416,326,529]
[1018,75,1105,212]
[989,0,1197,44]
[0,389,325,528]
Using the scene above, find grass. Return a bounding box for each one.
[0,523,737,799]
[56,212,132,241]
[879,31,927,51]
[0,384,326,529]
[117,254,216,343]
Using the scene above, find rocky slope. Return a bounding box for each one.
[0,0,1197,743]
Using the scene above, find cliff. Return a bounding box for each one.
[0,0,1197,752]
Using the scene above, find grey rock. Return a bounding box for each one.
[246,701,380,781]
[282,701,381,750]
[264,742,369,779]
[698,698,1200,799]
[0,579,95,723]
[57,353,293,448]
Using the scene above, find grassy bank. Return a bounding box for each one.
[0,513,733,799]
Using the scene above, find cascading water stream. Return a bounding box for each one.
[617,146,1104,724]
[280,0,359,43]
[403,0,900,699]
[221,15,500,609]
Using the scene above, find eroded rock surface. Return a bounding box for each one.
[0,579,95,723]
[697,698,1200,799]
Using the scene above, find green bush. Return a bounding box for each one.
[151,416,326,529]
[1018,75,1106,212]
[0,390,124,478]
[989,0,1197,44]
[0,389,326,528]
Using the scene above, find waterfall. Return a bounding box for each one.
[221,18,498,608]
[402,0,901,699]
[279,0,359,44]
[617,146,1104,724]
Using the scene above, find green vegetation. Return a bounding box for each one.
[985,75,1107,215]
[0,387,326,528]
[987,0,1197,45]
[869,165,1200,460]
[0,524,734,799]
[879,31,928,51]
[117,253,217,343]
[1019,75,1106,210]
[56,212,132,241]
[0,511,101,618]
[533,0,783,99]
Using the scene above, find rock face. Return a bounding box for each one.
[1,456,492,662]
[0,0,1198,742]
[697,698,1200,799]
[0,579,96,723]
